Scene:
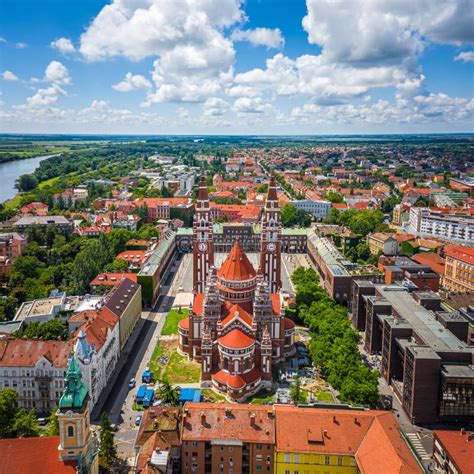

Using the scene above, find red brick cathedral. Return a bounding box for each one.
[178,172,295,401]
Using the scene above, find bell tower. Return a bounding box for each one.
[57,356,98,473]
[193,171,214,293]
[259,171,282,293]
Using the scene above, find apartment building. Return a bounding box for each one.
[408,207,474,243]
[351,283,474,424]
[442,244,474,293]
[73,307,120,410]
[432,430,474,473]
[0,232,26,275]
[103,277,141,349]
[181,403,275,474]
[274,406,422,474]
[0,336,70,414]
[12,215,73,233]
[367,232,399,256]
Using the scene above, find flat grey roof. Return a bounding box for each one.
[442,364,474,379]
[376,285,473,354]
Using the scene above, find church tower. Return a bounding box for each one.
[193,171,214,293]
[57,356,99,473]
[259,171,282,293]
[261,326,273,382]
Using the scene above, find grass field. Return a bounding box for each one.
[161,308,189,335]
[314,391,334,403]
[201,389,226,403]
[149,339,200,384]
[249,389,275,405]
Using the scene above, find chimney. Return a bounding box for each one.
[461,428,466,435]
[250,413,256,427]
[225,407,232,418]
[200,411,206,425]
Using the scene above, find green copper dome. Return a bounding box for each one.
[59,356,89,410]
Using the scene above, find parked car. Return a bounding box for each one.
[37,418,47,426]
[128,378,136,388]
[135,415,142,426]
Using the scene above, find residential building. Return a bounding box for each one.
[103,277,141,349]
[73,307,120,410]
[408,207,474,243]
[134,406,182,473]
[351,284,474,424]
[181,403,275,474]
[137,231,176,308]
[0,336,70,413]
[449,177,474,195]
[89,272,138,290]
[291,198,331,221]
[432,430,474,473]
[274,405,423,474]
[442,244,474,293]
[112,213,140,231]
[115,249,149,271]
[367,232,399,256]
[14,293,67,324]
[19,201,48,215]
[0,232,26,275]
[12,215,73,233]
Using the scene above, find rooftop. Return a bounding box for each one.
[376,286,473,353]
[434,430,474,472]
[138,231,176,277]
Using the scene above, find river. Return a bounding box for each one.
[0,154,56,203]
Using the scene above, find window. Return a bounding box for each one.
[294,455,299,464]
[338,456,343,466]
[256,467,262,472]
[285,454,291,463]
[285,471,290,474]
[324,455,330,465]
[67,426,74,437]
[257,443,262,450]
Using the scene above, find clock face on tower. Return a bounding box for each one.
[198,242,208,252]
[267,243,276,252]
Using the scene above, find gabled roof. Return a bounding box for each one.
[217,241,256,281]
[218,328,255,349]
[0,436,77,474]
[221,304,253,328]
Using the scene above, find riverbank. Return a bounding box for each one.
[0,154,58,204]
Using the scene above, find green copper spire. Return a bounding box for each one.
[59,355,89,410]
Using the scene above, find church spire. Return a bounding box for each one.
[59,355,89,410]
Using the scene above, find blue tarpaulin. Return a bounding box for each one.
[179,388,201,404]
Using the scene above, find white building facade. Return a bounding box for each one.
[291,199,331,221]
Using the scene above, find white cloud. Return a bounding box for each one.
[2,70,18,81]
[16,42,27,49]
[203,97,229,117]
[26,84,66,107]
[51,37,76,54]
[112,72,152,92]
[454,51,474,63]
[232,96,273,115]
[44,61,71,85]
[232,27,284,49]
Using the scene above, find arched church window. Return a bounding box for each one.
[67,425,74,437]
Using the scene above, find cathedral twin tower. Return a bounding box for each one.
[178,171,295,401]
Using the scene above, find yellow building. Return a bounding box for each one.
[274,406,423,474]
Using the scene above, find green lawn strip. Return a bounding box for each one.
[161,308,189,335]
[149,341,165,379]
[249,389,275,405]
[201,389,226,402]
[132,402,145,412]
[162,350,201,384]
[314,391,334,403]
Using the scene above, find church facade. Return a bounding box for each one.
[178,172,295,401]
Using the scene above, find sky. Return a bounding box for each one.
[0,0,473,135]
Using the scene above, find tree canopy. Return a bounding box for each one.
[281,204,312,228]
[0,388,39,439]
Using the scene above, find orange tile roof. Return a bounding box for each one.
[178,316,189,330]
[271,294,281,315]
[332,203,348,209]
[217,241,256,281]
[433,430,474,473]
[218,328,255,349]
[73,307,119,352]
[0,338,70,368]
[182,402,274,444]
[192,293,204,315]
[444,243,474,265]
[0,436,77,473]
[411,253,445,274]
[221,304,253,328]
[90,272,138,286]
[275,406,421,474]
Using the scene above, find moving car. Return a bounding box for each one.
[128,378,136,388]
[135,415,142,426]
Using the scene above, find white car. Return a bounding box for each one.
[128,378,136,388]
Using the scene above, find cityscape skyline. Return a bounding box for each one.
[1,0,473,135]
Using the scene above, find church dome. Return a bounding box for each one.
[218,241,256,282]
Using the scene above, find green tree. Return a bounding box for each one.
[16,174,38,192]
[0,296,18,322]
[138,224,160,241]
[157,380,180,406]
[256,184,268,193]
[281,204,299,227]
[0,388,39,439]
[290,373,305,405]
[45,405,60,436]
[12,408,40,438]
[324,191,344,203]
[99,412,117,471]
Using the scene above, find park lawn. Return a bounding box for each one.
[314,391,334,403]
[202,389,226,403]
[149,341,165,379]
[249,390,275,405]
[161,308,189,335]
[162,350,201,384]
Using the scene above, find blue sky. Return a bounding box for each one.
[1,0,473,134]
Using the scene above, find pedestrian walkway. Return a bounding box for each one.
[405,432,431,461]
